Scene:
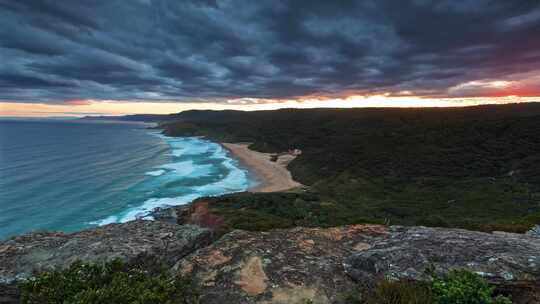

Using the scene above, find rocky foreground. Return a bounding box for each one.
[1,220,539,303]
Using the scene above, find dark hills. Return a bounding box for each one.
[84,102,540,232]
[159,103,540,232]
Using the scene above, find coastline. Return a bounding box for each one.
[221,143,303,192]
[90,134,252,228]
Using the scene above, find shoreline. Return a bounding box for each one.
[222,143,303,192]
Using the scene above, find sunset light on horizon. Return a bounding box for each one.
[2,94,540,117]
[1,1,539,117]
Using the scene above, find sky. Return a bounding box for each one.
[1,0,539,117]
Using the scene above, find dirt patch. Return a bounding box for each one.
[267,285,329,304]
[235,256,269,295]
[179,200,226,231]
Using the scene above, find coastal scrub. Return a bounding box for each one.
[19,260,200,304]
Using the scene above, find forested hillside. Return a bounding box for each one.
[160,103,540,232]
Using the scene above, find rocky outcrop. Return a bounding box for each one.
[1,222,539,303]
[175,224,388,304]
[344,226,540,303]
[527,225,540,238]
[176,199,227,231]
[175,225,540,304]
[0,220,212,284]
[150,206,179,224]
[344,226,540,282]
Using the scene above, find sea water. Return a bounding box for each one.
[0,119,252,240]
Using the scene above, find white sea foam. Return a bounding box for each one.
[171,149,185,157]
[89,215,118,226]
[195,158,248,194]
[90,135,251,227]
[145,169,165,176]
[118,194,201,223]
[159,160,213,177]
[163,137,211,157]
[160,160,195,175]
[210,144,225,158]
[186,146,210,155]
[182,141,210,155]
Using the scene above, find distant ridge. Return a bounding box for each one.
[79,114,176,122]
[80,101,540,124]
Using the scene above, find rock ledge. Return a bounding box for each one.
[0,220,212,284]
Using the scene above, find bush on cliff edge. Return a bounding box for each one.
[433,270,512,304]
[362,270,512,304]
[19,259,199,304]
[18,260,513,304]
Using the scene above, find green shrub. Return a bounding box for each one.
[357,270,512,304]
[363,280,434,304]
[433,270,511,304]
[19,259,200,304]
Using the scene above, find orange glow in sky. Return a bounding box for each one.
[1,95,540,117]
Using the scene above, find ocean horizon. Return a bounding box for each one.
[0,119,253,240]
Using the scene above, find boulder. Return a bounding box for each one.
[0,220,212,284]
[150,206,179,223]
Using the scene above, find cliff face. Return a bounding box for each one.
[1,221,539,303]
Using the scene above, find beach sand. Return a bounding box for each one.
[222,143,303,192]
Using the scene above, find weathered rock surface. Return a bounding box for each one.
[150,206,179,224]
[2,221,539,303]
[176,224,540,304]
[344,226,540,303]
[176,225,388,304]
[344,226,540,282]
[527,225,540,238]
[0,220,212,284]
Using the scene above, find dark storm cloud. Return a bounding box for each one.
[0,0,539,103]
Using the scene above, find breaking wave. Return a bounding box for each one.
[91,134,251,225]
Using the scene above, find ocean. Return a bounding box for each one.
[0,119,252,240]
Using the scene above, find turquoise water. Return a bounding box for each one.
[0,119,252,240]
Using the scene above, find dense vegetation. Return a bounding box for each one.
[202,192,385,232]
[20,261,511,304]
[19,259,199,304]
[358,270,511,304]
[162,104,540,232]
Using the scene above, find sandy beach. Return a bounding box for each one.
[222,143,303,192]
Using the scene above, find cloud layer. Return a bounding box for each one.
[1,0,539,104]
